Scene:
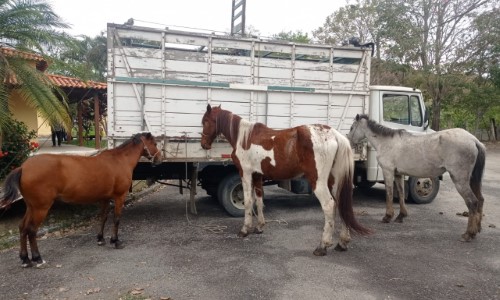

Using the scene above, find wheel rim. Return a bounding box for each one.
[414,178,434,198]
[230,184,245,209]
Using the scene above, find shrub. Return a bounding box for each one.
[0,118,37,180]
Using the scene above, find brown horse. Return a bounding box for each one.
[201,105,371,256]
[0,132,162,267]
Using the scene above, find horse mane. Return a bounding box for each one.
[216,109,246,143]
[238,119,256,149]
[358,114,406,138]
[116,132,150,149]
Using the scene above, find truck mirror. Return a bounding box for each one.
[423,109,429,130]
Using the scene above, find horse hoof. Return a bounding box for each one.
[382,216,392,223]
[313,247,327,256]
[394,216,404,223]
[97,240,105,246]
[237,231,248,238]
[460,233,473,242]
[334,243,348,252]
[110,238,124,249]
[254,228,264,234]
[35,260,48,268]
[21,262,33,268]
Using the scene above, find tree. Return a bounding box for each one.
[0,0,74,133]
[377,0,491,130]
[272,30,312,44]
[313,0,381,57]
[48,34,107,82]
[313,0,389,84]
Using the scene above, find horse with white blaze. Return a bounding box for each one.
[201,105,371,256]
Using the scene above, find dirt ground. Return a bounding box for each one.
[0,144,499,300]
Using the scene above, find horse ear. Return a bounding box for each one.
[355,114,360,121]
[207,104,212,112]
[217,105,221,109]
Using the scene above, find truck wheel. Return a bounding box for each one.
[408,177,439,204]
[217,173,245,217]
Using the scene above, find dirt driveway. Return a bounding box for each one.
[0,146,499,300]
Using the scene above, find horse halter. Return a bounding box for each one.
[140,137,160,164]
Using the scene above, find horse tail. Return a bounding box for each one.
[332,131,372,235]
[470,141,486,199]
[0,167,22,209]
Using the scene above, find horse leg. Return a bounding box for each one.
[327,175,350,252]
[312,182,335,256]
[97,200,111,246]
[238,174,255,237]
[477,193,484,233]
[471,180,485,233]
[252,173,265,234]
[449,173,480,241]
[394,175,408,223]
[26,205,51,267]
[333,202,351,252]
[19,207,32,267]
[110,195,126,249]
[382,170,395,223]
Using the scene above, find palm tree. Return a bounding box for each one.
[49,34,107,82]
[0,0,75,134]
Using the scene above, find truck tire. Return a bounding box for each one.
[408,176,439,204]
[217,173,245,217]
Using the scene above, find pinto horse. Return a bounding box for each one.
[0,132,161,267]
[347,114,486,241]
[201,105,371,256]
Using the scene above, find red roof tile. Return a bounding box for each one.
[0,46,44,61]
[1,46,106,90]
[47,74,106,90]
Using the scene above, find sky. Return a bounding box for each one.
[48,0,344,38]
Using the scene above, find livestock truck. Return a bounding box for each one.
[106,24,439,217]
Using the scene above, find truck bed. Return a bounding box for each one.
[107,24,371,162]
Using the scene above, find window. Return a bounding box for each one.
[410,95,423,126]
[383,94,422,126]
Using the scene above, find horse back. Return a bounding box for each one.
[19,154,132,204]
[380,128,482,177]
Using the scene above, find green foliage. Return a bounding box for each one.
[0,0,75,132]
[313,0,380,48]
[313,0,496,132]
[272,30,311,44]
[48,34,107,82]
[0,0,72,52]
[0,116,37,180]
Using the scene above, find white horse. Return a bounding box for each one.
[347,114,486,241]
